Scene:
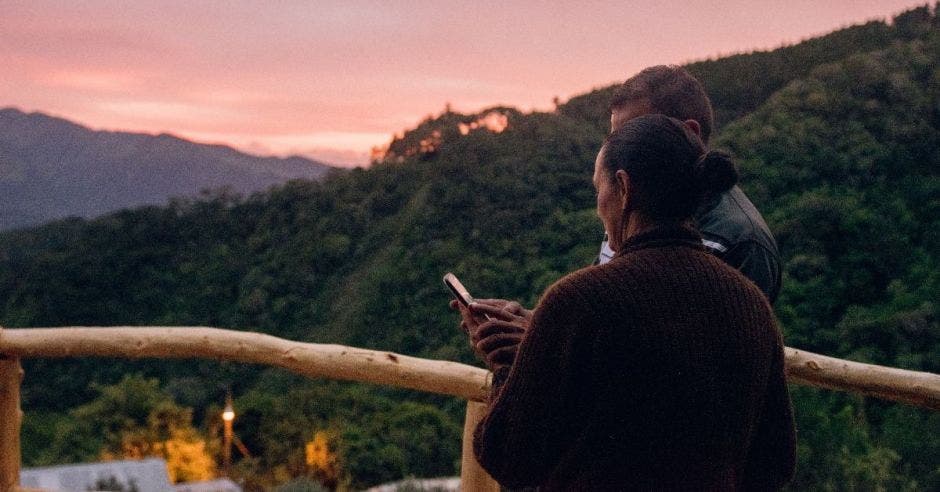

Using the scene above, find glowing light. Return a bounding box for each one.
[458,111,509,135]
[419,129,442,153]
[222,401,235,422]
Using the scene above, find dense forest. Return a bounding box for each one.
[1,5,939,490]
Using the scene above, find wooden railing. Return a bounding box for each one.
[1,326,939,492]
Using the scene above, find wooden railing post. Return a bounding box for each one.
[0,349,24,491]
[461,401,499,492]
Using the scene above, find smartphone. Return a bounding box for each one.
[443,272,474,307]
[444,273,492,322]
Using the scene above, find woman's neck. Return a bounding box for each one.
[618,215,694,249]
[623,214,654,240]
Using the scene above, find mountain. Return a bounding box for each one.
[0,108,336,230]
[2,5,939,490]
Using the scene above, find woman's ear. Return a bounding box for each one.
[615,169,630,206]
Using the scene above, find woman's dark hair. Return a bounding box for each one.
[601,113,737,221]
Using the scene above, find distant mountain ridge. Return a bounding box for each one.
[0,107,336,230]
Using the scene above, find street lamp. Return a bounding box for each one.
[222,393,234,477]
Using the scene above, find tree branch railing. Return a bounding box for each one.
[1,326,939,491]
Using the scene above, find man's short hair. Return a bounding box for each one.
[609,65,715,143]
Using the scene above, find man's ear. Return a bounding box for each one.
[684,119,702,138]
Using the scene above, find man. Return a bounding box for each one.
[454,65,782,375]
[597,65,780,303]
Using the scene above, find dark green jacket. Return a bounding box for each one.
[596,186,781,303]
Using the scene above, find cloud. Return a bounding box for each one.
[297,148,372,168]
[95,100,245,126]
[41,69,143,92]
[174,130,389,167]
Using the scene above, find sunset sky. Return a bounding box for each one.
[1,1,927,166]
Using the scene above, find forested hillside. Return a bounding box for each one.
[1,6,938,490]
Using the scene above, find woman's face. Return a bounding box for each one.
[593,148,626,251]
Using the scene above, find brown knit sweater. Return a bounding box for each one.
[473,225,796,491]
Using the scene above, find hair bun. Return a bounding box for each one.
[695,150,738,195]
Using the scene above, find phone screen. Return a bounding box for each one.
[443,273,474,307]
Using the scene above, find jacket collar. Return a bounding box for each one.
[614,223,705,258]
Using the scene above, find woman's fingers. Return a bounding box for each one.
[474,298,511,308]
[473,319,524,342]
[503,301,525,315]
[476,332,523,354]
[472,299,534,322]
[474,298,529,316]
[470,302,521,322]
[453,301,484,333]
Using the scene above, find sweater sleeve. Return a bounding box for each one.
[741,336,797,490]
[473,280,593,489]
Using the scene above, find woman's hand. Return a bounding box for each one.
[450,298,532,371]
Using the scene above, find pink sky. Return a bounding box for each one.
[0,1,927,167]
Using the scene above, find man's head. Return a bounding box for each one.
[609,65,714,144]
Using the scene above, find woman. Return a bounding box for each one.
[461,114,796,490]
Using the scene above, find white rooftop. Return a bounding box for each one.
[21,458,173,491]
[364,477,460,492]
[21,459,242,492]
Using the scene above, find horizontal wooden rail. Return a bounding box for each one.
[0,327,491,402]
[0,327,939,410]
[785,348,940,411]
